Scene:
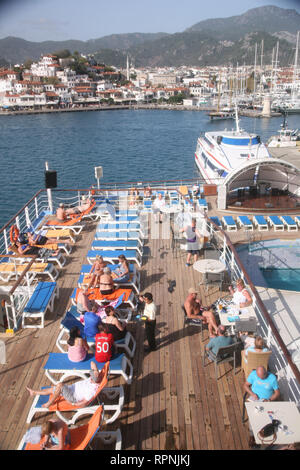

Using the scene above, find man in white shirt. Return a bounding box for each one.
[152,193,165,223]
[139,292,157,351]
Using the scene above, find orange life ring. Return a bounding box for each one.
[91,189,96,196]
[9,225,19,244]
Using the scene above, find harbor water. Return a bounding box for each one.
[0,109,299,227]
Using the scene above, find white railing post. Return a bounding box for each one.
[25,206,31,228]
[35,196,39,219]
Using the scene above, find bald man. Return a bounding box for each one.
[244,366,280,402]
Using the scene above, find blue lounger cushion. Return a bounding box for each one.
[43,352,133,384]
[223,216,236,226]
[91,240,140,250]
[95,231,142,241]
[44,352,123,370]
[87,249,139,259]
[209,216,221,227]
[238,216,252,225]
[24,282,56,313]
[269,216,283,226]
[281,216,296,225]
[254,215,268,225]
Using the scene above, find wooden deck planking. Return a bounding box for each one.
[0,215,257,451]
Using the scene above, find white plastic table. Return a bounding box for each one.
[193,259,226,274]
[245,401,300,445]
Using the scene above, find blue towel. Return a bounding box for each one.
[227,316,240,322]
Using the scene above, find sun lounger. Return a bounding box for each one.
[294,216,300,228]
[79,269,140,295]
[19,404,122,450]
[90,239,143,257]
[267,215,284,231]
[197,199,208,210]
[22,281,59,329]
[96,222,146,238]
[222,216,237,231]
[0,261,58,283]
[280,215,298,231]
[237,215,254,231]
[87,249,142,268]
[72,286,137,311]
[42,214,85,235]
[43,352,133,385]
[209,216,222,228]
[26,362,125,425]
[253,215,269,231]
[44,228,76,244]
[94,230,143,245]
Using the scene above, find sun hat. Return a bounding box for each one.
[188,287,198,294]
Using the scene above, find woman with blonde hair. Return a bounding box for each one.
[243,336,269,364]
[88,255,107,289]
[229,278,252,309]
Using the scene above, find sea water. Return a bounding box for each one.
[0,109,298,227]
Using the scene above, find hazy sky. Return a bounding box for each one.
[0,0,299,42]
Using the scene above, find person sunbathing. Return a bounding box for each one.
[27,230,74,247]
[40,418,70,450]
[88,255,107,289]
[26,361,103,410]
[99,267,115,295]
[65,196,92,215]
[111,255,130,283]
[56,203,68,222]
[15,240,40,256]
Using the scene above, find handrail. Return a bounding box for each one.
[0,189,43,234]
[207,215,300,384]
[8,256,37,296]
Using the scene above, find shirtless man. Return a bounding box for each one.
[99,267,115,295]
[65,196,92,215]
[184,287,218,337]
[56,203,68,222]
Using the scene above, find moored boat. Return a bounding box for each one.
[195,107,271,185]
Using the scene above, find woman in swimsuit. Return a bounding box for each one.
[15,240,39,256]
[99,267,115,295]
[88,255,107,289]
[103,306,126,341]
[111,255,130,283]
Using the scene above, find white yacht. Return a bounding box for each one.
[267,114,300,148]
[195,107,271,185]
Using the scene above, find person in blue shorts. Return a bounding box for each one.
[244,366,280,402]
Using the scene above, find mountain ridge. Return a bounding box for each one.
[0,6,299,68]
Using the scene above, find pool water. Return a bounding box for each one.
[237,239,300,291]
[260,267,300,291]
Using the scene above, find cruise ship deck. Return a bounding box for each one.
[0,213,250,451]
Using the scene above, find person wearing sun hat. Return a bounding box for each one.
[184,287,218,337]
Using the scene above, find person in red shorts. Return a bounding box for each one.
[95,323,115,363]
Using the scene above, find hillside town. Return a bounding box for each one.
[0,51,299,112]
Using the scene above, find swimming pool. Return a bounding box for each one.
[237,239,300,292]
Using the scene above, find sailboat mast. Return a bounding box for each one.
[293,31,299,92]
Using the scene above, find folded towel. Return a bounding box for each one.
[227,316,240,322]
